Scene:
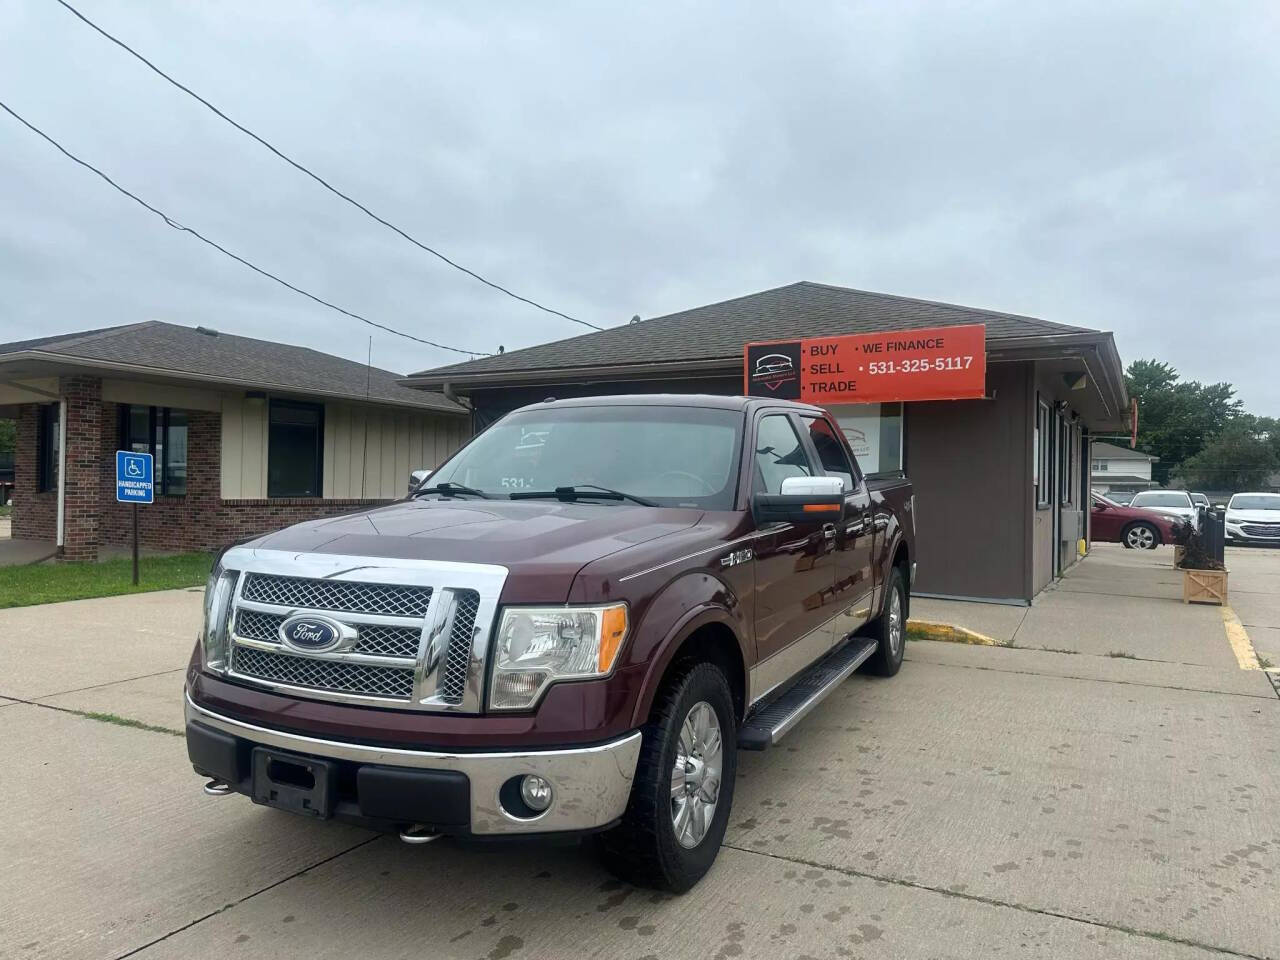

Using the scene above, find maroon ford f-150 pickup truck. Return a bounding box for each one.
[186,394,915,890]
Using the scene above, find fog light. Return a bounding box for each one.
[520,774,553,812]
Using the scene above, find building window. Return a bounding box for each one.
[1093,460,1107,472]
[268,400,324,498]
[119,405,189,496]
[1035,398,1051,508]
[1059,420,1074,506]
[37,404,60,493]
[827,403,903,477]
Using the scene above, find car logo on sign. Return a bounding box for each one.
[279,615,343,653]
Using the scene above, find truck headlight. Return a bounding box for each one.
[201,565,239,674]
[489,603,628,710]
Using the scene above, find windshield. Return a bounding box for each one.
[1132,492,1192,508]
[428,405,743,509]
[1191,493,1209,506]
[1228,494,1280,511]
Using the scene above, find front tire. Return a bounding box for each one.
[1122,522,1160,550]
[596,661,737,892]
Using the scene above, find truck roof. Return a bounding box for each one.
[516,393,830,415]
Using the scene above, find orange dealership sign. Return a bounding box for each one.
[743,323,986,404]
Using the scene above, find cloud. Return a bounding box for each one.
[1,0,1276,410]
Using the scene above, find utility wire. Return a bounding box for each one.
[52,0,603,332]
[0,100,488,358]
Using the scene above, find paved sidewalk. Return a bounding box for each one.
[2,546,1278,960]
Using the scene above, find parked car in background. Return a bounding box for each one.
[1128,489,1198,528]
[1105,490,1135,506]
[1091,492,1178,549]
[1190,492,1209,510]
[1224,492,1280,544]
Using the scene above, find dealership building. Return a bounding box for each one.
[404,281,1130,604]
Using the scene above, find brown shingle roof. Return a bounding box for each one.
[407,281,1094,382]
[0,321,462,413]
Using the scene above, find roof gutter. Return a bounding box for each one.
[0,351,467,416]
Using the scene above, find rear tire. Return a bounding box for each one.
[1122,522,1160,550]
[596,661,737,892]
[863,566,907,677]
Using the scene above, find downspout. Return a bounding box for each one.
[55,398,67,549]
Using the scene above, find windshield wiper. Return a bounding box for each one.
[414,481,491,499]
[509,484,657,507]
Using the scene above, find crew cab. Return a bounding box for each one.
[185,395,915,890]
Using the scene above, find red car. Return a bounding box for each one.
[1090,492,1178,549]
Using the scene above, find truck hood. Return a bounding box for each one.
[249,498,704,602]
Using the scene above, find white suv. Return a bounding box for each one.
[1225,492,1280,543]
[1129,489,1199,528]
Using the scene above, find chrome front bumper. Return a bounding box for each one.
[185,693,642,835]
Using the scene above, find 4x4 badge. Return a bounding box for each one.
[720,548,753,568]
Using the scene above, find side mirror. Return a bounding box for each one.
[752,475,844,525]
[1093,501,1107,511]
[409,468,432,495]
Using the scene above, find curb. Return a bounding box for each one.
[906,618,1005,647]
[1221,606,1260,671]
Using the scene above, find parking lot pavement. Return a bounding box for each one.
[2,704,372,960]
[1226,546,1280,669]
[2,545,1278,960]
[0,588,202,700]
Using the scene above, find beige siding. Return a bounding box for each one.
[322,402,467,499]
[102,379,221,412]
[220,395,268,499]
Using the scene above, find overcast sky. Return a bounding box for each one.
[1,1,1276,411]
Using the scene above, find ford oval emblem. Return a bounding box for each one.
[279,615,342,652]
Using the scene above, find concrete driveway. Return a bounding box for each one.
[2,545,1278,960]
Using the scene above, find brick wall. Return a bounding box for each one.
[59,376,104,561]
[10,403,56,541]
[13,382,397,559]
[97,399,390,553]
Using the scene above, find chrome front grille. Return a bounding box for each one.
[1240,523,1280,538]
[439,590,480,704]
[221,555,507,714]
[232,646,415,700]
[234,609,422,659]
[241,573,432,618]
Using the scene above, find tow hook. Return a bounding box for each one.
[202,779,233,796]
[399,824,442,845]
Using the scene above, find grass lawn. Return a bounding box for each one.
[0,504,11,517]
[0,551,212,608]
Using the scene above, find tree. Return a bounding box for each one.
[1125,360,1243,485]
[1174,425,1279,492]
[0,418,14,456]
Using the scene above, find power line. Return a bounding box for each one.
[0,99,488,358]
[52,0,604,333]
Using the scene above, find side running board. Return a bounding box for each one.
[738,636,878,750]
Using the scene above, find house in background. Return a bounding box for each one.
[0,322,469,561]
[1090,440,1159,495]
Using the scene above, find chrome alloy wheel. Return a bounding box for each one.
[670,700,723,849]
[1126,525,1156,549]
[888,586,903,658]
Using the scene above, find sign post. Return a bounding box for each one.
[115,451,154,586]
[744,323,987,405]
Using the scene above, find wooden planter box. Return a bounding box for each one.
[1182,568,1228,605]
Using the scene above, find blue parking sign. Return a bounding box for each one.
[116,450,154,504]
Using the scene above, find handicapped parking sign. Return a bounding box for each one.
[116,450,154,504]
